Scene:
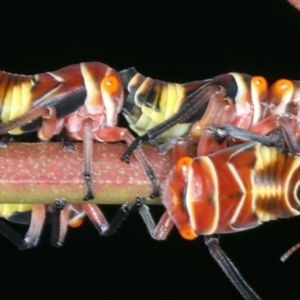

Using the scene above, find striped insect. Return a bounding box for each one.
[118,70,300,299]
[120,67,208,143]
[126,141,300,300]
[120,69,269,161]
[215,78,300,154]
[0,62,158,200]
[0,63,161,248]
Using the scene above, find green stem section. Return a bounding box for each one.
[0,143,173,204]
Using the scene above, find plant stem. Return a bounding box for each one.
[0,143,173,205]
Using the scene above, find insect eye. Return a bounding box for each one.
[102,74,121,97]
[252,76,268,93]
[176,156,193,173]
[272,79,293,98]
[178,227,197,240]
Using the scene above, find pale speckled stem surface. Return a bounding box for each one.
[0,143,173,205]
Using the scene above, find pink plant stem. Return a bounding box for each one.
[0,143,173,205]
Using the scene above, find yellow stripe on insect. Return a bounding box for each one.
[2,76,14,123]
[9,78,22,121]
[165,83,179,120]
[20,78,33,115]
[0,204,31,219]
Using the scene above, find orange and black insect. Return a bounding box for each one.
[120,67,208,142]
[214,78,300,155]
[0,63,159,248]
[0,63,158,200]
[130,141,300,300]
[120,69,269,161]
[119,70,300,299]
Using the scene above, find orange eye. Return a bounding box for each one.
[252,76,268,94]
[178,226,197,240]
[176,156,193,172]
[101,74,121,96]
[272,79,293,98]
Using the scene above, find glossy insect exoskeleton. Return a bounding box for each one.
[159,141,300,239]
[129,141,300,300]
[0,63,158,200]
[201,78,300,155]
[120,67,209,142]
[240,78,300,153]
[120,70,269,161]
[119,70,300,299]
[119,70,272,299]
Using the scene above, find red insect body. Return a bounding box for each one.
[0,62,157,248]
[161,142,300,240]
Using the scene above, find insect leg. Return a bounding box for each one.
[82,116,95,200]
[216,117,300,154]
[277,116,300,153]
[0,106,50,135]
[53,127,75,152]
[24,204,47,248]
[94,127,159,198]
[121,85,223,163]
[99,204,140,236]
[133,197,174,240]
[77,204,139,236]
[204,237,261,300]
[0,219,28,249]
[194,96,236,156]
[50,199,67,247]
[214,125,274,146]
[0,204,46,249]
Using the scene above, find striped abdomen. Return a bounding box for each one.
[120,67,207,142]
[0,71,36,134]
[0,204,32,224]
[0,66,87,135]
[161,142,300,239]
[0,62,123,138]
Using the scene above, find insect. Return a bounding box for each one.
[126,141,300,300]
[119,70,300,299]
[0,62,157,201]
[0,63,160,248]
[120,69,269,161]
[215,78,300,154]
[120,67,208,143]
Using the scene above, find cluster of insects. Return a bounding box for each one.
[0,62,300,299]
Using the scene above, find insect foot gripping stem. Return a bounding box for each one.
[121,135,150,164]
[50,199,67,247]
[101,203,140,236]
[83,174,94,201]
[0,63,127,201]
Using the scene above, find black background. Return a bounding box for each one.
[1,1,300,299]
